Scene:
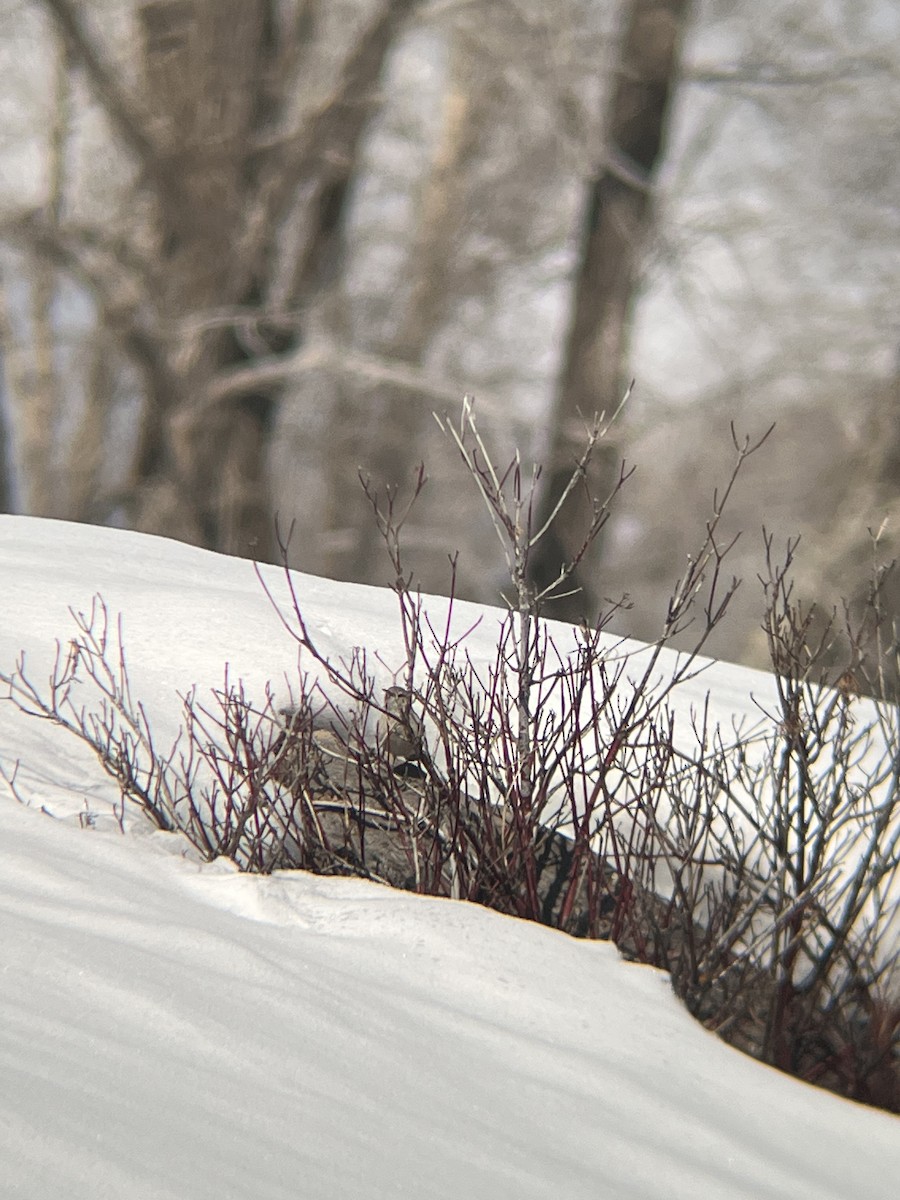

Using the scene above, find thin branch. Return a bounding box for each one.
[203,338,496,414]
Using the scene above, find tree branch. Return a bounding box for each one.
[202,337,479,412]
[238,0,421,292]
[42,0,164,188]
[1,207,174,406]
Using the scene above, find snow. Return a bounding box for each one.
[0,515,897,1199]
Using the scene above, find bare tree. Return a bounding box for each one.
[0,0,420,556]
[529,0,692,620]
[330,25,497,584]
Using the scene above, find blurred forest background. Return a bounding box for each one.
[0,0,898,671]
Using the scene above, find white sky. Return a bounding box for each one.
[0,515,898,1198]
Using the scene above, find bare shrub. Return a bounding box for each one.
[0,598,191,835]
[2,400,898,1111]
[606,531,900,1111]
[724,534,900,1106]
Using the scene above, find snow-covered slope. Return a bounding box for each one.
[0,516,897,1199]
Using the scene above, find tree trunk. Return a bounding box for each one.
[529,0,692,621]
[129,0,418,560]
[340,30,481,583]
[128,0,276,556]
[0,274,18,514]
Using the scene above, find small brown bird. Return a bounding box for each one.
[379,685,425,762]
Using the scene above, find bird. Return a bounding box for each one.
[274,687,425,776]
[379,685,425,764]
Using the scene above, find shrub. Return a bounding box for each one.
[2,399,897,1111]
